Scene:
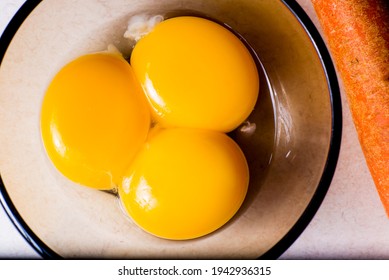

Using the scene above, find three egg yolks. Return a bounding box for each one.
[40,16,259,240]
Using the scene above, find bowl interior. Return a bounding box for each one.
[0,0,333,258]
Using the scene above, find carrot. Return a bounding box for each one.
[311,0,389,216]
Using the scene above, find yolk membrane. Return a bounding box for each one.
[119,127,249,240]
[40,53,150,190]
[130,16,259,132]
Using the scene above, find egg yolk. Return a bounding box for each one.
[40,53,150,190]
[130,16,259,132]
[119,128,249,240]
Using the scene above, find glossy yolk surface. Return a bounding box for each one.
[130,16,259,132]
[119,128,249,240]
[40,53,150,190]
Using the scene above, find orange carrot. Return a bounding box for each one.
[311,0,389,216]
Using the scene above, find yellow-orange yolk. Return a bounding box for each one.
[130,16,259,132]
[119,128,249,240]
[40,53,150,190]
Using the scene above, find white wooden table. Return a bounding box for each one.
[1,0,388,259]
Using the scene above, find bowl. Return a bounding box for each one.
[0,0,341,259]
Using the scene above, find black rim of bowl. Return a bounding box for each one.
[0,0,342,259]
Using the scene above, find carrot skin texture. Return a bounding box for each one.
[311,0,389,216]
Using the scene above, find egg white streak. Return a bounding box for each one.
[239,120,256,136]
[124,14,164,42]
[106,44,121,55]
